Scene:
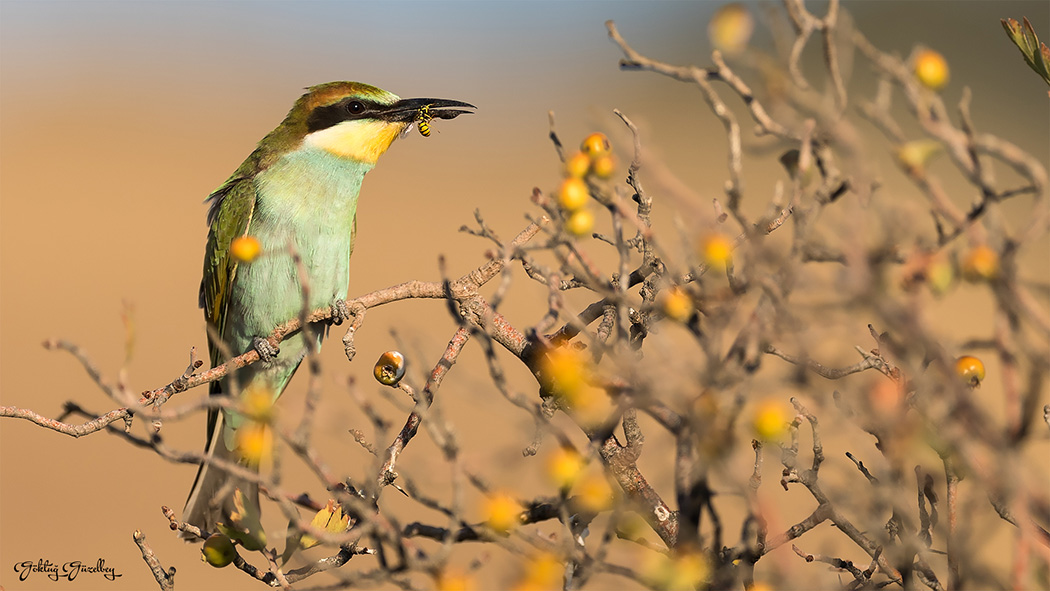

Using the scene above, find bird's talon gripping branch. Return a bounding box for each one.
[252,337,279,361]
[329,300,351,326]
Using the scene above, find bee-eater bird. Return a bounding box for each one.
[181,81,474,538]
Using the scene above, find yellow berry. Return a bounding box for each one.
[661,287,694,322]
[564,209,595,237]
[515,553,562,591]
[436,569,474,591]
[546,446,585,489]
[668,552,710,590]
[580,132,611,157]
[201,533,236,568]
[235,421,273,466]
[240,385,275,422]
[575,472,614,512]
[643,550,710,590]
[565,151,591,178]
[914,48,950,90]
[961,245,999,281]
[374,350,407,386]
[955,355,985,387]
[570,386,614,429]
[615,512,648,540]
[484,493,523,533]
[641,552,672,588]
[701,233,733,269]
[752,400,789,441]
[590,154,616,179]
[709,3,754,55]
[558,177,590,211]
[230,235,262,263]
[543,347,611,426]
[544,347,589,396]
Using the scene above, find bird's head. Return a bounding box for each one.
[284,81,474,164]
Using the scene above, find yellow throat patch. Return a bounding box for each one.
[304,119,406,164]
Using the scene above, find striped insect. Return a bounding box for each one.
[417,104,433,137]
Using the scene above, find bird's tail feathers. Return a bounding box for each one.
[179,405,260,541]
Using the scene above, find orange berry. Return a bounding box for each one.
[558,177,590,211]
[374,350,407,386]
[565,151,591,178]
[869,378,903,418]
[914,49,950,90]
[955,355,985,387]
[231,235,262,263]
[590,154,616,179]
[580,132,611,157]
[961,245,999,281]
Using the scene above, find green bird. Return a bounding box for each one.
[181,81,473,539]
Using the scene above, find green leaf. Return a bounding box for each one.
[1022,16,1039,54]
[1039,42,1050,84]
[279,515,303,566]
[1002,18,1024,45]
[896,139,943,172]
[1002,16,1050,87]
[217,488,268,552]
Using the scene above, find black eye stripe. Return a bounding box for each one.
[306,98,382,132]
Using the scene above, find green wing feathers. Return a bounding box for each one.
[200,177,256,367]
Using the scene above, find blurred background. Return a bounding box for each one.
[2,1,1047,589]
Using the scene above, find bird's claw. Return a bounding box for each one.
[252,337,279,361]
[329,300,351,326]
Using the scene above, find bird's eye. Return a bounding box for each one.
[345,100,365,115]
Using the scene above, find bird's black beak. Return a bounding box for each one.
[382,98,476,123]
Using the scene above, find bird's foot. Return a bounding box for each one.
[252,337,279,361]
[329,300,351,326]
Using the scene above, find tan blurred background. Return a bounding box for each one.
[2,1,1048,590]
